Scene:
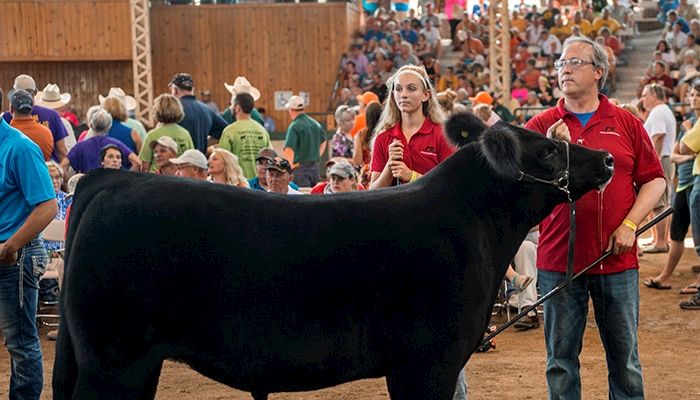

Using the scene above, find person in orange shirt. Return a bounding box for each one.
[349,91,380,138]
[9,89,53,161]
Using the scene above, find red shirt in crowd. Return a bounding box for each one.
[525,95,664,275]
[371,118,456,184]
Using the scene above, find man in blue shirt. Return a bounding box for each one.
[0,90,58,399]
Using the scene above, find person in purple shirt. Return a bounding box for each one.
[346,44,369,75]
[60,110,141,174]
[3,74,69,162]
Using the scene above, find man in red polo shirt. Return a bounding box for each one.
[525,36,665,399]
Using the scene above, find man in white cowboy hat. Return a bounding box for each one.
[2,74,69,162]
[168,73,228,155]
[34,83,78,153]
[283,94,327,187]
[217,93,271,179]
[98,87,147,140]
[220,76,266,127]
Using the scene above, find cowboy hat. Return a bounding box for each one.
[34,84,71,109]
[224,76,261,101]
[99,87,137,112]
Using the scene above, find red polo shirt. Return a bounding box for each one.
[371,118,455,182]
[525,95,664,275]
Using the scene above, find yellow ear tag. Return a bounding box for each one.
[461,131,469,138]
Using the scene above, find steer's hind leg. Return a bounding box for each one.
[386,363,461,400]
[71,356,164,400]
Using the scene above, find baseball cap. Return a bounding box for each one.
[10,89,34,113]
[469,91,494,105]
[328,162,356,179]
[169,73,194,91]
[149,136,179,153]
[285,95,305,110]
[325,157,350,167]
[356,91,380,106]
[169,149,208,170]
[13,74,37,92]
[255,147,278,163]
[265,157,292,174]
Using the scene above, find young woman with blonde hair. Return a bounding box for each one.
[208,148,249,188]
[369,65,455,189]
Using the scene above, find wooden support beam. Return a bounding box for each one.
[130,0,154,126]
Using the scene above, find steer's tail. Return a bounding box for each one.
[53,314,78,399]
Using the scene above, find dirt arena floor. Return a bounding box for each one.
[1,241,699,399]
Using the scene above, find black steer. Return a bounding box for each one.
[53,113,613,399]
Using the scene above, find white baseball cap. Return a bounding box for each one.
[169,149,208,170]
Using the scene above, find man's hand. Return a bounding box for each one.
[606,223,636,255]
[547,119,571,142]
[0,242,18,266]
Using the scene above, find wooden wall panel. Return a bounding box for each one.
[0,0,131,61]
[0,61,133,122]
[150,2,360,130]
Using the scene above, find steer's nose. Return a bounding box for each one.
[604,154,614,169]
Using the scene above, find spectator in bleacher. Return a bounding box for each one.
[376,51,395,83]
[513,42,532,75]
[659,0,679,25]
[666,20,690,51]
[437,66,459,92]
[525,4,542,21]
[680,32,700,58]
[336,88,357,108]
[536,75,557,106]
[609,0,632,28]
[207,148,249,187]
[641,83,677,254]
[139,94,194,172]
[4,74,68,162]
[364,19,386,43]
[471,0,487,17]
[419,20,442,58]
[332,105,355,158]
[148,136,179,176]
[408,8,422,30]
[600,27,624,59]
[9,89,53,161]
[445,0,466,46]
[526,16,545,45]
[568,11,594,37]
[393,41,420,68]
[217,93,271,179]
[521,59,543,90]
[266,157,303,195]
[512,78,529,105]
[102,96,142,153]
[679,49,699,80]
[459,29,485,58]
[400,19,418,45]
[340,61,359,90]
[511,9,528,34]
[539,29,563,58]
[666,10,690,34]
[171,149,208,181]
[542,0,561,29]
[283,95,327,187]
[677,0,699,22]
[592,7,623,34]
[99,144,123,170]
[169,73,228,154]
[422,1,441,28]
[62,109,140,173]
[353,102,381,187]
[414,33,432,59]
[656,39,678,68]
[347,44,369,75]
[421,53,441,85]
[596,36,618,91]
[550,15,572,43]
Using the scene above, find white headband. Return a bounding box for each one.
[391,69,432,90]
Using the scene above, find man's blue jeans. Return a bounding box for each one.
[292,163,320,187]
[539,269,643,400]
[0,238,47,400]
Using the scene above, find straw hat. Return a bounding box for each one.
[34,84,71,109]
[224,76,261,101]
[99,87,137,112]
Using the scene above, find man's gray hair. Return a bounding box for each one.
[562,36,609,89]
[90,109,113,136]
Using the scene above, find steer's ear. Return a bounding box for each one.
[480,122,521,178]
[444,111,487,148]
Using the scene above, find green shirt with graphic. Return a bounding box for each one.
[219,119,272,179]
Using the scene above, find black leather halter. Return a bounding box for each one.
[516,140,576,286]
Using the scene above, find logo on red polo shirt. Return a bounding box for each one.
[420,146,437,157]
[600,126,619,137]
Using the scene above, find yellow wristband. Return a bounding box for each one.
[622,218,637,232]
[410,171,418,182]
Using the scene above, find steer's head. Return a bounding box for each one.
[444,112,614,203]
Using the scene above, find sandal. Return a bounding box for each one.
[642,246,669,254]
[679,285,699,295]
[643,279,671,290]
[679,295,700,310]
[511,273,534,291]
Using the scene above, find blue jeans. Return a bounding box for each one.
[453,367,468,400]
[292,163,320,187]
[0,238,47,400]
[539,269,643,400]
[688,176,700,256]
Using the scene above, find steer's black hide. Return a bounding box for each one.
[53,113,613,400]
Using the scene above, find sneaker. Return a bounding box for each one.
[679,295,700,310]
[47,329,59,341]
[513,315,540,330]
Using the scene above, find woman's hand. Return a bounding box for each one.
[389,160,413,182]
[388,140,404,161]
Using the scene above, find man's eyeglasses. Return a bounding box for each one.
[554,58,596,70]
